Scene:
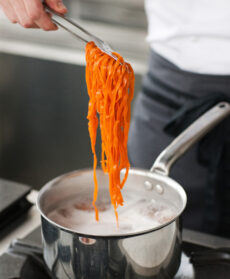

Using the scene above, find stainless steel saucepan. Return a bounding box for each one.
[37,102,230,279]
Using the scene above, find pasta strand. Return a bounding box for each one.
[85,42,135,223]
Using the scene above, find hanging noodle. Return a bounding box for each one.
[85,41,135,223]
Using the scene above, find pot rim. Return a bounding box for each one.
[37,168,187,238]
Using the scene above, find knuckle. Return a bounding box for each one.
[46,0,55,4]
[7,15,17,24]
[10,19,17,24]
[28,10,41,21]
[42,21,55,31]
[42,25,52,31]
[22,20,33,28]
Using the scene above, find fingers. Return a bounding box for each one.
[35,11,58,31]
[45,0,67,14]
[23,0,57,30]
[0,0,18,23]
[0,0,64,31]
[9,0,36,28]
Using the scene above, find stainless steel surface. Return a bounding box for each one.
[51,19,88,44]
[0,3,146,187]
[37,102,230,279]
[38,169,187,237]
[0,53,142,188]
[151,102,230,176]
[45,5,118,61]
[183,228,230,250]
[0,0,148,74]
[0,11,147,174]
[41,216,181,279]
[76,0,146,29]
[38,169,184,278]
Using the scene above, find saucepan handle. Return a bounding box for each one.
[151,102,230,176]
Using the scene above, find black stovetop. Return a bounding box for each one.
[0,227,230,279]
[0,179,32,239]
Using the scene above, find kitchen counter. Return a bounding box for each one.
[0,191,40,255]
[0,11,149,75]
[0,11,147,188]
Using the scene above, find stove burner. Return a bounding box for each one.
[1,228,230,279]
[191,248,230,279]
[20,254,51,279]
[0,239,51,279]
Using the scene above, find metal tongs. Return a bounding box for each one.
[44,4,118,61]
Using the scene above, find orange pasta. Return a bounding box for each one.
[85,41,135,223]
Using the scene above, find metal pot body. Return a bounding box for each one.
[38,167,186,279]
[38,103,230,279]
[41,216,181,279]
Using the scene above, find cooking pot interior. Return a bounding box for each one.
[37,168,187,237]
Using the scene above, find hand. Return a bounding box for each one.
[0,0,67,31]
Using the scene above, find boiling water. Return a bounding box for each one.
[47,190,177,236]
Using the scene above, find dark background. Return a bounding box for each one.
[0,54,142,189]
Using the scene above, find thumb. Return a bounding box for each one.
[45,0,67,14]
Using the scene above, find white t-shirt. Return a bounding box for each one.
[145,0,230,75]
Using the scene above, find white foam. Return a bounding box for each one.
[47,190,177,236]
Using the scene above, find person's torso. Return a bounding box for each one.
[145,0,230,74]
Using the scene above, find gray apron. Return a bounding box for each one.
[128,50,230,236]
